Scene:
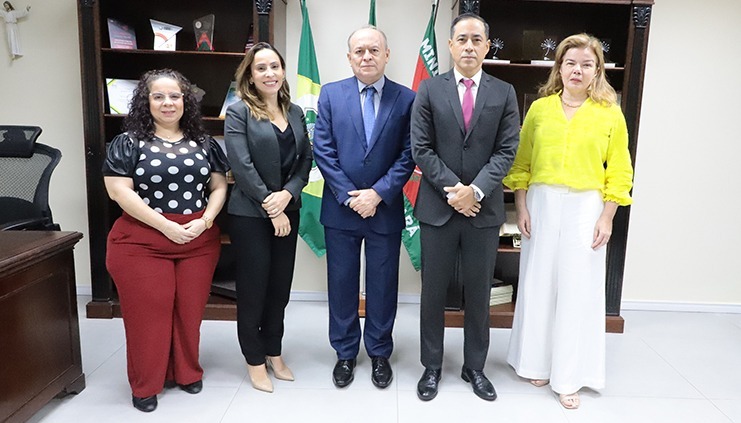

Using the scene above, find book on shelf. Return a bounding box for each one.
[107,18,137,50]
[219,81,240,119]
[499,203,521,248]
[490,281,514,306]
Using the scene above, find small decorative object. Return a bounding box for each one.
[483,37,510,65]
[0,1,30,59]
[490,37,504,60]
[601,39,616,68]
[107,18,137,50]
[150,19,181,51]
[244,23,255,52]
[191,85,206,103]
[540,38,556,60]
[193,14,215,51]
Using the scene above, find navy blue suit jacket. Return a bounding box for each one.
[313,76,415,235]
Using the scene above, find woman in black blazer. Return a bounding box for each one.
[224,42,312,393]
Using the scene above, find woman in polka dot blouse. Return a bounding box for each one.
[102,69,230,412]
[224,43,312,393]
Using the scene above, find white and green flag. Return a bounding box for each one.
[296,0,326,256]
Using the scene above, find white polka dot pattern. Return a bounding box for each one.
[131,137,214,214]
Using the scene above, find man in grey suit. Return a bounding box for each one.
[411,13,520,401]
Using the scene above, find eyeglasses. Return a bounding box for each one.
[149,92,184,103]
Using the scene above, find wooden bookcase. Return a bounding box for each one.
[446,0,654,333]
[77,0,276,319]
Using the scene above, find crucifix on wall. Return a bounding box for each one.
[0,1,31,59]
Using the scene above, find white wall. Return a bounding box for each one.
[622,0,741,306]
[2,0,740,307]
[0,0,91,287]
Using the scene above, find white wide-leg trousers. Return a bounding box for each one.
[507,184,606,394]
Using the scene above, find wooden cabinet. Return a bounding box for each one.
[0,231,84,423]
[448,0,654,333]
[77,0,277,319]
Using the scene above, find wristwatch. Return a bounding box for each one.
[472,185,484,202]
[201,215,214,229]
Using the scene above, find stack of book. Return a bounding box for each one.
[490,279,513,306]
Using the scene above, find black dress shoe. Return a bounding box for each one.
[132,395,158,412]
[332,359,356,388]
[178,380,203,394]
[461,367,497,401]
[417,368,441,401]
[371,357,393,388]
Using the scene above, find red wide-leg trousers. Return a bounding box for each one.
[106,211,220,398]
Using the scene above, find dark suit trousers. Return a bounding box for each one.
[325,226,401,360]
[419,214,499,371]
[230,211,299,365]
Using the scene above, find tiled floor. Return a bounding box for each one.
[28,297,741,423]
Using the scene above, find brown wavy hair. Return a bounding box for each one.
[538,33,617,105]
[123,69,207,142]
[234,42,291,120]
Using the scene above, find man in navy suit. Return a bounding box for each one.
[411,13,520,401]
[313,25,415,389]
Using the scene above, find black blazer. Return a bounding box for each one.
[224,101,313,218]
[411,70,520,228]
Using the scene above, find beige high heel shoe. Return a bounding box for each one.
[247,363,273,392]
[266,356,295,381]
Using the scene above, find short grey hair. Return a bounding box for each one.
[347,24,389,51]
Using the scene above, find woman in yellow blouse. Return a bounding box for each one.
[504,33,633,410]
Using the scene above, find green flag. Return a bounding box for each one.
[368,0,376,25]
[297,0,326,256]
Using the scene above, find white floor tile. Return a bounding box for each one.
[622,310,741,341]
[563,397,733,423]
[221,383,398,423]
[398,391,568,423]
[25,298,741,422]
[712,399,741,423]
[600,334,703,398]
[643,335,741,400]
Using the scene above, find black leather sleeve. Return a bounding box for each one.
[102,133,139,177]
[207,137,230,174]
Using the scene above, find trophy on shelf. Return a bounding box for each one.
[485,37,510,64]
[150,19,181,51]
[541,38,556,60]
[601,39,616,68]
[193,14,215,51]
[530,37,556,66]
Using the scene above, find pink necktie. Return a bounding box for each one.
[462,78,474,132]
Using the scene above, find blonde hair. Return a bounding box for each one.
[234,42,291,120]
[538,33,617,105]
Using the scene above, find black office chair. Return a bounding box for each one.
[0,126,62,231]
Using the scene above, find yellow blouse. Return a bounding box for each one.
[503,94,633,206]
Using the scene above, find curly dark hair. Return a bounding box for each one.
[123,69,207,143]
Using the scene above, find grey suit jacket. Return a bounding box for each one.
[224,101,313,218]
[411,69,520,228]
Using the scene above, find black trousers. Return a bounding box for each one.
[419,214,499,371]
[230,211,299,366]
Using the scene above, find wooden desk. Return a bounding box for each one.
[0,231,85,423]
